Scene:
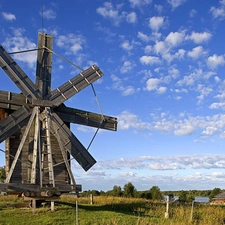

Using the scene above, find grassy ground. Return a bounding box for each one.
[0,195,225,225]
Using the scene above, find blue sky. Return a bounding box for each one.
[1,0,225,192]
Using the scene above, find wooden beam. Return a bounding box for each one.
[35,33,53,97]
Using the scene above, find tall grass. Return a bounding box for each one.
[0,195,225,224]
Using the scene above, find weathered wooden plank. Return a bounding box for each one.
[0,106,31,143]
[46,65,103,106]
[56,105,117,131]
[46,112,96,171]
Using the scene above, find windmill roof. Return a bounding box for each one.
[212,192,225,200]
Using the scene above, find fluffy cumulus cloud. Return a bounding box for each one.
[167,0,188,10]
[2,28,37,67]
[97,2,137,25]
[56,33,85,55]
[149,16,164,31]
[110,75,138,96]
[188,46,207,59]
[96,2,121,25]
[140,56,161,65]
[186,31,212,44]
[117,110,225,139]
[126,12,137,23]
[97,154,225,170]
[165,30,186,46]
[207,54,225,69]
[129,0,152,8]
[42,9,57,19]
[120,40,133,51]
[138,32,150,42]
[120,61,135,74]
[210,0,225,20]
[145,78,161,91]
[1,12,16,21]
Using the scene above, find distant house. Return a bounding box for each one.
[211,192,225,204]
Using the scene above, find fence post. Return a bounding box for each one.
[165,196,169,218]
[76,200,78,225]
[90,194,94,205]
[190,200,194,221]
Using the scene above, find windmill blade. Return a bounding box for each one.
[0,45,41,101]
[46,65,103,107]
[0,90,28,110]
[55,105,117,131]
[40,111,96,171]
[0,106,31,143]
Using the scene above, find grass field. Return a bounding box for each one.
[0,195,225,225]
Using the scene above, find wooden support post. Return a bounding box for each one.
[165,195,169,218]
[90,194,93,205]
[51,201,55,211]
[32,199,36,214]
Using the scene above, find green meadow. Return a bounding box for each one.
[0,195,225,225]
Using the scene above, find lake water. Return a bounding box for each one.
[194,196,210,203]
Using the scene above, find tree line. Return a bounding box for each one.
[80,182,224,202]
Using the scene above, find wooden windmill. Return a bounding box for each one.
[0,33,117,201]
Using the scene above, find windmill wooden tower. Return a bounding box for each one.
[0,33,117,205]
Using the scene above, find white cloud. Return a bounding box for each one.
[165,31,186,47]
[137,32,150,42]
[42,9,56,19]
[202,127,220,136]
[174,124,195,136]
[189,9,197,17]
[120,61,135,74]
[129,0,152,8]
[157,86,167,94]
[167,0,188,10]
[117,110,225,139]
[96,2,121,25]
[154,4,163,13]
[149,16,164,31]
[56,33,85,55]
[146,78,160,91]
[188,46,207,59]
[110,75,138,96]
[210,0,225,20]
[186,31,212,44]
[98,154,225,171]
[140,56,161,65]
[2,12,16,21]
[207,54,225,69]
[126,12,137,23]
[209,102,225,110]
[120,40,133,51]
[2,28,37,68]
[177,68,205,87]
[144,45,152,54]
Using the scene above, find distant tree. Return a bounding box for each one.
[209,187,222,200]
[92,190,100,196]
[123,182,136,198]
[150,186,162,200]
[179,190,188,202]
[0,166,6,183]
[112,185,122,197]
[99,190,106,196]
